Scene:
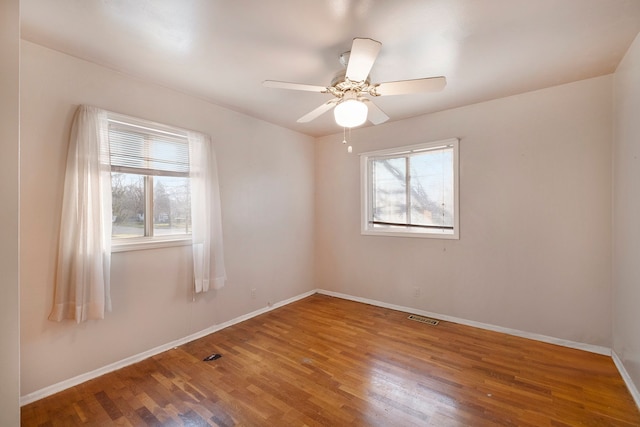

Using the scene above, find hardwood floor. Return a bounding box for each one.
[21,294,640,426]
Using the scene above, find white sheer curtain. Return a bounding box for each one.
[188,131,226,293]
[49,105,112,323]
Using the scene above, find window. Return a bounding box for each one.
[108,113,192,247]
[360,138,459,239]
[52,105,225,313]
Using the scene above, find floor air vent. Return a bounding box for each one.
[408,315,440,326]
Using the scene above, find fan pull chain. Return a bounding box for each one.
[341,127,353,153]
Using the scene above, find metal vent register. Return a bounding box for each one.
[407,314,440,326]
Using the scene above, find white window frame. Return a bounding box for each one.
[360,138,459,240]
[107,112,193,252]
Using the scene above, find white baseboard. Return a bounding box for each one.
[21,288,623,407]
[19,289,316,406]
[612,351,640,410]
[317,289,612,356]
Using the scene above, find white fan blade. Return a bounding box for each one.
[375,77,446,96]
[345,38,382,83]
[362,99,389,125]
[297,99,338,123]
[263,80,327,93]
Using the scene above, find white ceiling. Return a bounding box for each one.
[20,0,640,137]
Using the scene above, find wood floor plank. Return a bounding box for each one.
[22,294,640,426]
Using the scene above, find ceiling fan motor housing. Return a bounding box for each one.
[330,70,373,98]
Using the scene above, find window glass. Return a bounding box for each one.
[408,148,454,228]
[153,175,191,236]
[111,173,145,239]
[361,138,459,239]
[372,157,406,224]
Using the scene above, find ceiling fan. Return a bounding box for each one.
[263,37,446,128]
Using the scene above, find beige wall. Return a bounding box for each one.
[20,41,316,396]
[613,33,640,393]
[315,76,613,347]
[0,0,21,423]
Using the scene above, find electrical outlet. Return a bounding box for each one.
[251,288,257,299]
[413,287,421,298]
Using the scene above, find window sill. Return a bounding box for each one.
[361,228,459,240]
[111,236,192,253]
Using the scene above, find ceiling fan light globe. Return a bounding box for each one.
[334,99,368,128]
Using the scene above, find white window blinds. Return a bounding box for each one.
[108,118,190,177]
